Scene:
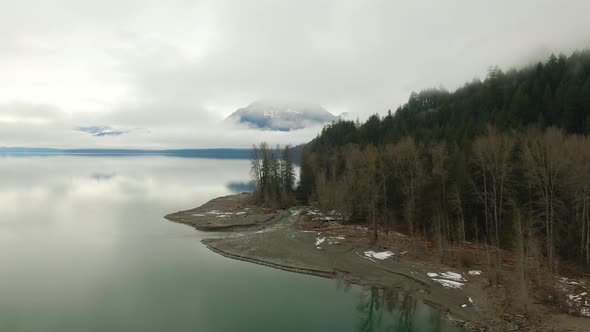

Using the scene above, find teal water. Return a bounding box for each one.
[0,156,461,332]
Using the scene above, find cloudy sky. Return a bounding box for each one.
[1,0,589,149]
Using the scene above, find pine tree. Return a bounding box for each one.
[281,145,295,192]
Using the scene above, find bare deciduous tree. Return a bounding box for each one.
[522,128,568,271]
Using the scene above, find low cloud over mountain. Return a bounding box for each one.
[226,100,343,131]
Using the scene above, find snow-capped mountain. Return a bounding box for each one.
[226,100,341,131]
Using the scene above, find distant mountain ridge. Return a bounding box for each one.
[0,147,252,159]
[0,146,304,163]
[226,100,343,131]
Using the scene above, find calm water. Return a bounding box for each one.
[0,155,460,332]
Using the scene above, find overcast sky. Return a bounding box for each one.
[1,0,589,148]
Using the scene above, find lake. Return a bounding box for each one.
[0,155,461,332]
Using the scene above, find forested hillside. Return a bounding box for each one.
[297,51,590,269]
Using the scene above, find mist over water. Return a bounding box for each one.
[0,155,460,332]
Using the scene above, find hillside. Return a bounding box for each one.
[309,50,590,151]
[297,50,590,271]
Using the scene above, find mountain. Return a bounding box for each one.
[78,126,127,137]
[226,100,340,131]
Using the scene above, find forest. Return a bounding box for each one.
[291,51,590,272]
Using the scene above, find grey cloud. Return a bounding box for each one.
[0,102,66,123]
[1,0,590,148]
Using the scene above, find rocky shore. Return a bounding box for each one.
[164,193,276,231]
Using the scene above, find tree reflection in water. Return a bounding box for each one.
[356,286,459,332]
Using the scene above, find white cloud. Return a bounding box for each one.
[1,0,589,148]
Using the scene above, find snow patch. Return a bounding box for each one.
[468,270,482,276]
[192,213,205,217]
[442,272,465,281]
[315,237,325,246]
[432,278,465,289]
[428,271,465,281]
[325,236,346,245]
[364,251,394,260]
[356,251,376,262]
[428,271,466,288]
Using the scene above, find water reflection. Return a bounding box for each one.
[0,155,460,332]
[357,286,458,332]
[226,181,255,193]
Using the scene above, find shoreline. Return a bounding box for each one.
[166,193,589,332]
[203,239,336,279]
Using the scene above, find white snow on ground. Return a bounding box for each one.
[441,272,465,281]
[216,215,229,218]
[431,278,465,289]
[428,271,465,281]
[428,271,467,289]
[557,276,589,316]
[468,270,482,276]
[468,296,474,303]
[326,236,346,245]
[207,210,230,215]
[192,213,205,217]
[236,211,246,215]
[364,251,394,260]
[461,304,467,308]
[315,237,325,246]
[356,251,376,262]
[560,277,581,285]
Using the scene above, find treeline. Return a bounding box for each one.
[296,51,590,269]
[250,143,296,208]
[309,50,590,151]
[300,127,590,267]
